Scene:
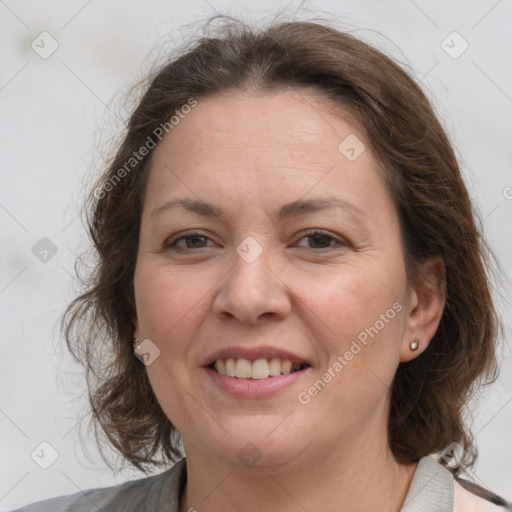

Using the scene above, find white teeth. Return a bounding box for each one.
[269,357,282,376]
[225,358,236,377]
[235,358,252,378]
[212,357,306,379]
[214,359,227,375]
[252,358,270,380]
[281,360,292,375]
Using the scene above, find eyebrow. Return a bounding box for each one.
[151,196,367,222]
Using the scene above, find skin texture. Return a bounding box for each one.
[133,89,446,512]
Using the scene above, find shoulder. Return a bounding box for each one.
[9,458,186,512]
[453,478,511,512]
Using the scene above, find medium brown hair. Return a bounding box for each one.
[64,15,506,503]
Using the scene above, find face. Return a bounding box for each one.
[133,89,417,470]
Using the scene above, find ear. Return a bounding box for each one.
[400,257,446,362]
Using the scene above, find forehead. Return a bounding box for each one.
[153,89,365,169]
[144,90,393,224]
[154,89,366,171]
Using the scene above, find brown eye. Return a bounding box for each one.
[296,230,346,250]
[166,232,213,250]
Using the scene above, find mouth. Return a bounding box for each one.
[207,357,311,380]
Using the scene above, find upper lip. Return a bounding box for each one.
[202,345,311,367]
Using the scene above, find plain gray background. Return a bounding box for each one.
[1,1,511,509]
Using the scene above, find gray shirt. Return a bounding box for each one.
[9,456,509,512]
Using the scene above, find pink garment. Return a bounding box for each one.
[453,479,506,512]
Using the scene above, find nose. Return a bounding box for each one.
[212,244,292,325]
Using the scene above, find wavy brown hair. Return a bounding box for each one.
[64,15,507,504]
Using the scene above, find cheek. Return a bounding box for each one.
[297,264,405,431]
[301,261,404,338]
[296,256,406,392]
[134,263,209,348]
[134,264,210,431]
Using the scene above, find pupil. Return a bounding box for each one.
[188,235,205,248]
[311,235,329,248]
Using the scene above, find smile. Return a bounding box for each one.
[210,357,309,380]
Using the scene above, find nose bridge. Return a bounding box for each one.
[232,236,271,292]
[212,235,291,323]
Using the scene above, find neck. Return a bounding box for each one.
[178,426,417,512]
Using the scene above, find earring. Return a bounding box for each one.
[409,339,419,351]
[133,337,141,348]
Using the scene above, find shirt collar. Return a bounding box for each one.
[400,456,453,511]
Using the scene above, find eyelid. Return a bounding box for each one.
[296,229,347,249]
[165,230,215,249]
[164,229,347,252]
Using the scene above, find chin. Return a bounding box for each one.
[193,416,312,471]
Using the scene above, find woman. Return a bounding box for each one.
[13,17,511,512]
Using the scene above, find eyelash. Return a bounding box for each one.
[165,229,347,252]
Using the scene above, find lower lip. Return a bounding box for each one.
[203,366,310,398]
